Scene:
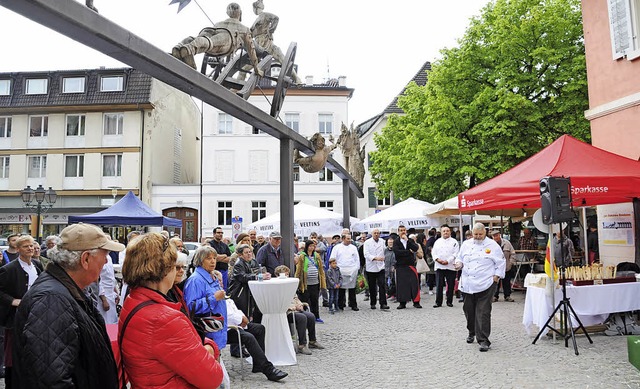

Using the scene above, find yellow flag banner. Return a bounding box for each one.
[544,236,558,280]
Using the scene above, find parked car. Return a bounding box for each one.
[0,237,8,254]
[183,242,201,264]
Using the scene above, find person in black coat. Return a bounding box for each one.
[12,223,125,389]
[392,225,422,309]
[0,235,43,388]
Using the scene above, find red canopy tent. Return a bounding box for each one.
[458,135,640,212]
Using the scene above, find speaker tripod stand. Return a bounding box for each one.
[531,225,593,355]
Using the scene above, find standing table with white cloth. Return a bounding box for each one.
[249,277,299,366]
[523,273,640,335]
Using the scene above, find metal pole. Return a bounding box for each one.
[342,179,351,230]
[280,138,294,272]
[35,202,42,245]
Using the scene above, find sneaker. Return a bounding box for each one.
[308,340,324,349]
[479,342,490,352]
[504,297,514,302]
[466,335,475,344]
[315,318,324,323]
[329,309,335,314]
[493,297,499,302]
[297,345,312,355]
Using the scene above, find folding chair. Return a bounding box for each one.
[227,325,244,380]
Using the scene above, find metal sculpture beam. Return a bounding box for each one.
[0,0,362,270]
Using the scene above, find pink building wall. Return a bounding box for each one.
[582,0,640,160]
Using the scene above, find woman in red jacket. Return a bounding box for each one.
[119,232,224,388]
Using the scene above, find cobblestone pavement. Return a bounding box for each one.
[2,289,639,389]
[223,290,640,389]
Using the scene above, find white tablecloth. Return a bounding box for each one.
[523,278,640,335]
[249,278,299,366]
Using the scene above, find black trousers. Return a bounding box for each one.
[435,269,457,306]
[463,283,497,345]
[298,283,320,319]
[366,270,387,307]
[338,288,357,309]
[227,323,273,373]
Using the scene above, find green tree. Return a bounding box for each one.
[370,0,590,203]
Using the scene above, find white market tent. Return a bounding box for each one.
[351,197,439,232]
[246,202,359,238]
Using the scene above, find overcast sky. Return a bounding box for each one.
[0,0,491,125]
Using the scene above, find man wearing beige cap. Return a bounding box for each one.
[12,223,125,388]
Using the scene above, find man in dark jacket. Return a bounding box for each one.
[12,223,125,389]
[0,235,44,388]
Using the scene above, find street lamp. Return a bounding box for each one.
[21,184,57,244]
[108,186,121,203]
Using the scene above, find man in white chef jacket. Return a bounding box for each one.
[454,223,505,352]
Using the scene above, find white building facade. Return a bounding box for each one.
[153,77,353,240]
[0,68,200,240]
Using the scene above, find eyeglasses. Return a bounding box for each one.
[175,265,188,271]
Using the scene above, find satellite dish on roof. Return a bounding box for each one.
[532,209,550,234]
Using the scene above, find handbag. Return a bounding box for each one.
[416,256,429,274]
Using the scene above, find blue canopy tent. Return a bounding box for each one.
[68,191,182,227]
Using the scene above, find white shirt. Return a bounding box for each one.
[330,243,360,269]
[98,260,118,298]
[455,237,505,294]
[363,237,385,273]
[18,258,38,289]
[225,299,246,328]
[432,237,459,271]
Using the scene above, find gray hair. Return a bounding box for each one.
[472,222,486,232]
[45,235,61,244]
[176,252,188,266]
[47,246,100,271]
[236,243,251,254]
[193,245,217,267]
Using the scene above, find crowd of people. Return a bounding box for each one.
[0,218,540,387]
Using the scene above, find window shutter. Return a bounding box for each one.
[608,0,633,59]
[368,187,377,208]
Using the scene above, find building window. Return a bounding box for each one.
[0,117,11,138]
[65,155,84,177]
[368,187,390,208]
[103,113,124,135]
[218,113,233,134]
[100,75,124,92]
[319,201,334,212]
[293,164,300,181]
[285,113,300,133]
[609,0,640,60]
[25,78,48,95]
[28,155,47,178]
[319,167,333,182]
[318,113,333,135]
[0,79,10,96]
[66,114,86,136]
[102,154,122,177]
[62,77,86,93]
[217,201,232,225]
[0,156,9,179]
[251,201,267,222]
[29,115,48,137]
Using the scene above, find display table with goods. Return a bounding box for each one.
[523,269,640,336]
[249,277,299,365]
